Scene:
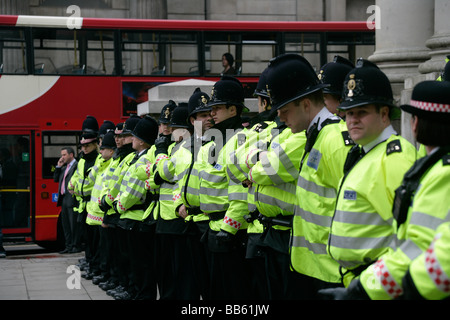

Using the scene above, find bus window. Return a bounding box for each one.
[0,28,28,74]
[0,134,31,229]
[121,31,198,76]
[285,32,322,72]
[42,132,80,179]
[326,32,375,67]
[32,28,115,75]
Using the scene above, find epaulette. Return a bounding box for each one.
[386,139,402,155]
[237,133,246,146]
[253,122,269,133]
[341,131,355,146]
[442,154,450,166]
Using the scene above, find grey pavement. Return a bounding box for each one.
[0,245,113,300]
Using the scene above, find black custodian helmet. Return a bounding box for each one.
[188,88,211,118]
[208,76,248,112]
[159,100,177,124]
[266,53,328,111]
[132,115,159,145]
[122,114,141,135]
[318,55,355,97]
[170,103,190,129]
[253,67,270,99]
[339,58,400,119]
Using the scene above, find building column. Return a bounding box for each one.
[368,0,434,100]
[419,0,450,74]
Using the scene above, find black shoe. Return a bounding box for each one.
[99,280,118,291]
[92,275,108,285]
[114,291,132,300]
[59,248,70,254]
[107,285,124,297]
[70,248,82,253]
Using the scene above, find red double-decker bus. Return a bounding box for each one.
[0,15,374,248]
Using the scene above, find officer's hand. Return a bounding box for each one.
[154,134,171,155]
[318,279,369,300]
[216,230,233,244]
[99,195,111,213]
[112,201,120,214]
[242,179,252,188]
[178,205,188,219]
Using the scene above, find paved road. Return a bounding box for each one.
[0,243,113,300]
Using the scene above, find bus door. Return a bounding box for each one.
[0,131,33,239]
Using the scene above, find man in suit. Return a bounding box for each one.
[54,147,78,253]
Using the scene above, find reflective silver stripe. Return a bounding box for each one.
[162,160,174,181]
[200,171,226,183]
[398,238,423,261]
[174,168,188,181]
[295,206,332,227]
[125,185,144,199]
[227,165,247,184]
[291,235,328,255]
[409,211,450,230]
[184,186,199,195]
[200,186,228,197]
[330,234,396,250]
[297,175,336,199]
[201,202,227,212]
[228,192,247,201]
[159,193,173,201]
[333,210,393,227]
[257,193,294,212]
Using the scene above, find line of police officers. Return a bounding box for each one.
[67,53,450,300]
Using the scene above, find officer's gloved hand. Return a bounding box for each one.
[154,134,171,156]
[216,230,234,244]
[99,195,111,213]
[112,201,120,214]
[318,279,370,300]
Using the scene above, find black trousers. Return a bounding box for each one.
[116,226,131,289]
[101,225,118,283]
[156,233,200,300]
[188,221,211,300]
[126,223,157,300]
[207,229,253,300]
[85,224,100,274]
[60,194,76,250]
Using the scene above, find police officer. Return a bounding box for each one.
[196,76,251,299]
[154,103,201,299]
[99,115,141,299]
[320,78,450,300]
[115,115,159,300]
[325,59,417,288]
[265,53,352,298]
[318,55,354,117]
[225,67,290,299]
[86,130,116,285]
[69,115,102,280]
[176,88,213,300]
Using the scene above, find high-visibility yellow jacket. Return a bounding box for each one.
[408,221,450,300]
[291,110,353,284]
[328,127,418,286]
[357,147,450,299]
[68,152,101,214]
[116,149,152,221]
[86,157,112,225]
